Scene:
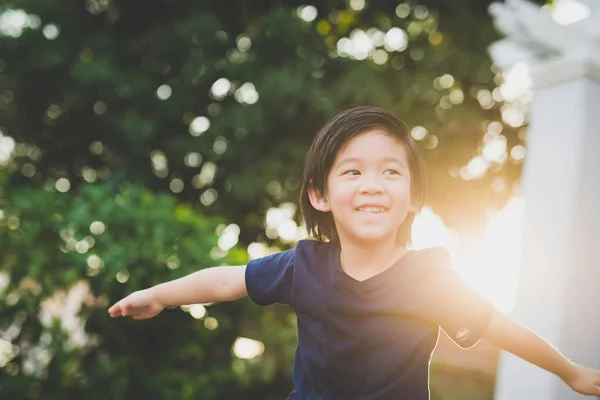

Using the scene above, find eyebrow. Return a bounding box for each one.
[335,156,408,168]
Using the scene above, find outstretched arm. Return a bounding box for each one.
[151,265,248,306]
[483,310,600,396]
[109,265,247,319]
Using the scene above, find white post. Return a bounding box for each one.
[488,1,600,399]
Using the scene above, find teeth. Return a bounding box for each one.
[357,207,385,213]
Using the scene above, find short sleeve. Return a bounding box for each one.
[245,248,295,306]
[420,247,494,349]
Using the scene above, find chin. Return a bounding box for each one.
[351,228,398,243]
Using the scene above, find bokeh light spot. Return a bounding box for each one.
[297,6,317,22]
[55,178,70,193]
[42,24,59,39]
[189,116,210,136]
[233,337,264,360]
[156,84,172,100]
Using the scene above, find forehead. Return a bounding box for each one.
[334,130,409,163]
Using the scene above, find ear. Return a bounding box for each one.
[308,184,331,212]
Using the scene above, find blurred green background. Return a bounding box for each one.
[0,0,542,398]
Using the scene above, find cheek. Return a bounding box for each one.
[327,182,355,207]
[390,182,413,203]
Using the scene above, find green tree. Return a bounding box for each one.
[0,0,528,236]
[1,182,298,399]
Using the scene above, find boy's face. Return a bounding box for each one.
[310,130,417,245]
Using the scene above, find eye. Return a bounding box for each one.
[384,169,401,175]
[343,170,360,176]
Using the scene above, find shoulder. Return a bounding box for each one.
[246,246,296,272]
[295,239,332,260]
[406,246,452,284]
[246,240,331,269]
[413,246,451,268]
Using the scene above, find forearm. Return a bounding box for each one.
[484,311,578,382]
[149,265,247,307]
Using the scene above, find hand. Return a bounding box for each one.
[108,288,165,319]
[563,364,600,396]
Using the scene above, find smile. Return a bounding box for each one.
[356,207,386,213]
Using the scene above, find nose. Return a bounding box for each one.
[358,172,384,194]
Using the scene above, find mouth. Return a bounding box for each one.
[355,206,387,213]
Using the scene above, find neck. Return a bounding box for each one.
[337,236,408,280]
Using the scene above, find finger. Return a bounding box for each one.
[120,303,131,316]
[108,304,121,317]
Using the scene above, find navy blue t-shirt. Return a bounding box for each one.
[245,240,494,400]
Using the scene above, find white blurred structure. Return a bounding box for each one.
[488,0,600,399]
